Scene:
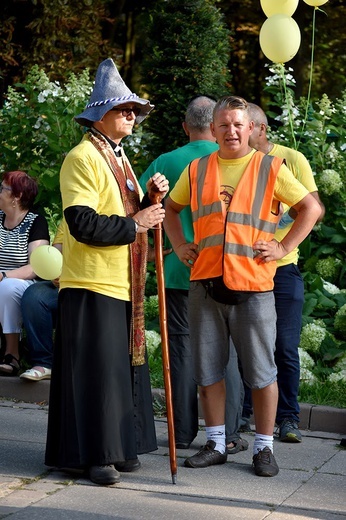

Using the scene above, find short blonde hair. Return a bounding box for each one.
[214,95,249,119]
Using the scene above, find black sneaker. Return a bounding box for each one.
[89,465,120,485]
[279,418,302,443]
[253,447,279,477]
[184,440,227,468]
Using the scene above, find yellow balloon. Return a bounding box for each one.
[259,15,301,63]
[30,245,63,280]
[260,0,299,17]
[303,0,328,6]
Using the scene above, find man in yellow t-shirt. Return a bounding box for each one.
[248,103,325,444]
[165,96,321,478]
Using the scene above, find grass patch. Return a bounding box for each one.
[298,380,346,408]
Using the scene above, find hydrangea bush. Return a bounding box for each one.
[265,64,346,385]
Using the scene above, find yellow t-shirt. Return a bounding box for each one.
[269,144,318,266]
[59,134,143,300]
[170,149,309,259]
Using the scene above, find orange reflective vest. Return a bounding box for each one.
[189,151,283,292]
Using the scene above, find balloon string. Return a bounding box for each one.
[280,64,297,150]
[298,6,317,150]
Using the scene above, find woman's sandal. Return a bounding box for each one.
[0,354,20,377]
[20,366,51,381]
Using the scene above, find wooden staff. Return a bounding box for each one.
[151,191,177,484]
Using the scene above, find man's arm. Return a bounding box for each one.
[164,197,199,267]
[254,192,322,263]
[289,191,325,223]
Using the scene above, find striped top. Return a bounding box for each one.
[0,211,49,271]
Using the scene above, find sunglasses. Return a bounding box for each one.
[111,106,141,118]
[0,184,12,193]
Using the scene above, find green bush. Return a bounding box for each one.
[0,65,93,234]
[264,64,346,386]
[139,0,231,160]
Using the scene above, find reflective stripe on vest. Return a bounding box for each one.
[189,151,283,291]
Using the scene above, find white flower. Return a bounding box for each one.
[37,90,50,103]
[325,143,339,164]
[298,348,315,371]
[145,329,161,354]
[300,367,317,383]
[328,370,346,383]
[317,93,336,118]
[322,280,341,295]
[299,322,326,353]
[319,169,343,196]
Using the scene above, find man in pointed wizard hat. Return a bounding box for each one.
[45,58,169,486]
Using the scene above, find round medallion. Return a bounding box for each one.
[126,179,135,191]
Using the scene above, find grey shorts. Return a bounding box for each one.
[188,281,277,389]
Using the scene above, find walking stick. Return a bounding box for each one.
[151,190,177,484]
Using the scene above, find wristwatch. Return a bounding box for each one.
[1,272,7,281]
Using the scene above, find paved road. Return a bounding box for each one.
[0,399,345,519]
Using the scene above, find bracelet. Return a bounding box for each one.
[1,272,7,280]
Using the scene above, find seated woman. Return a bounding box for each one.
[20,224,63,381]
[0,170,50,376]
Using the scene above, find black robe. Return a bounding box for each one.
[45,288,157,468]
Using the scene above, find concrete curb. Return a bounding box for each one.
[1,378,344,435]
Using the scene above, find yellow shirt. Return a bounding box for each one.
[170,149,309,259]
[269,144,318,266]
[59,134,143,300]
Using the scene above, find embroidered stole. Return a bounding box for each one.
[88,130,148,366]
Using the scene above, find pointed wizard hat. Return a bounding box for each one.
[75,58,154,127]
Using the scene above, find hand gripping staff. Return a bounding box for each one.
[149,186,177,484]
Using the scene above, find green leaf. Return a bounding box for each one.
[302,297,318,317]
[317,295,337,308]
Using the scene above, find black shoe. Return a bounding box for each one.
[176,442,191,449]
[184,440,227,468]
[89,465,120,485]
[114,458,141,472]
[279,418,302,443]
[253,447,279,477]
[0,354,20,377]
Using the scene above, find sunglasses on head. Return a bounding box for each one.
[111,106,141,118]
